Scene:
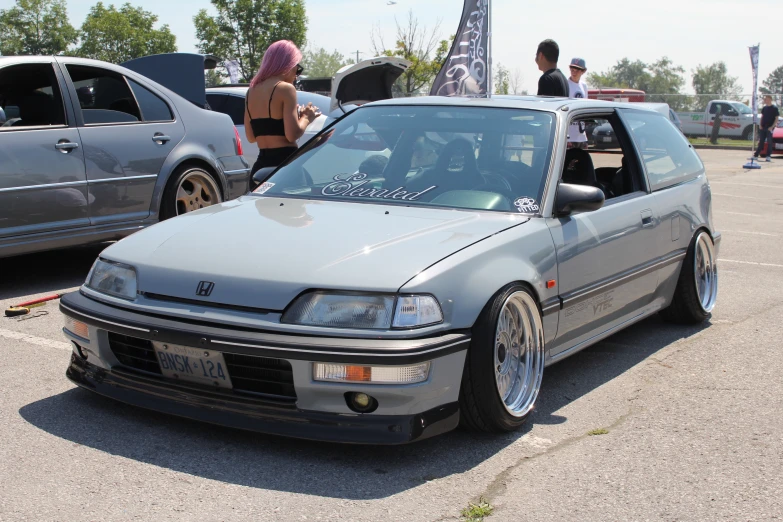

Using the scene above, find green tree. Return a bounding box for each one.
[75,2,176,63]
[760,65,783,106]
[494,64,509,95]
[691,61,741,102]
[587,56,690,110]
[371,10,450,96]
[205,68,225,87]
[194,0,307,83]
[0,0,78,56]
[301,47,347,78]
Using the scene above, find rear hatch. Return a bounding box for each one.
[330,57,411,113]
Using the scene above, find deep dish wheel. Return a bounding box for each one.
[661,231,718,323]
[459,284,545,432]
[161,166,222,220]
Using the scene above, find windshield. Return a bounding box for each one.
[253,105,556,214]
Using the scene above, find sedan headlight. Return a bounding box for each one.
[85,259,137,300]
[282,292,443,329]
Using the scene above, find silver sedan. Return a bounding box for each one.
[0,55,249,259]
[60,95,719,444]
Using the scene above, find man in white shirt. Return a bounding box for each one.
[567,57,589,149]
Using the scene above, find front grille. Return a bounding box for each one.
[109,333,161,375]
[223,353,296,400]
[107,333,296,401]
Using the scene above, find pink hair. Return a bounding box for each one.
[249,40,302,88]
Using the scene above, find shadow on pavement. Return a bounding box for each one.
[0,244,110,301]
[19,315,709,500]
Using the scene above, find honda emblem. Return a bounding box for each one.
[196,281,215,297]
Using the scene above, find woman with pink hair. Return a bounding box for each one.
[244,40,320,182]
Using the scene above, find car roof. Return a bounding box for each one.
[365,95,628,112]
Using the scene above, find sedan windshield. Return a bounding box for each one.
[253,105,556,214]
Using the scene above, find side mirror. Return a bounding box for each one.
[252,166,276,186]
[555,183,605,216]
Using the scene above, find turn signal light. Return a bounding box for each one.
[233,127,244,157]
[64,317,89,339]
[313,362,430,384]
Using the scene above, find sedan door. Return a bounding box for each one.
[59,61,185,225]
[546,111,661,357]
[0,60,90,239]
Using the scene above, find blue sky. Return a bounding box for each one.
[64,0,783,94]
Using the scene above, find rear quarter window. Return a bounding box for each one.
[622,109,704,191]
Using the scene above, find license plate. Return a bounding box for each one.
[603,137,612,143]
[776,143,783,150]
[152,341,233,388]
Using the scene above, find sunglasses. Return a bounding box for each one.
[296,64,304,76]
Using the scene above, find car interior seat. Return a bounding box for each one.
[561,148,599,189]
[405,138,484,199]
[16,92,60,127]
[612,156,634,197]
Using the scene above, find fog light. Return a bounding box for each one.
[346,392,378,413]
[313,362,430,384]
[64,317,89,339]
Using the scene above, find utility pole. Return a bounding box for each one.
[354,50,363,64]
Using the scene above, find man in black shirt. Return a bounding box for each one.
[754,95,780,161]
[536,39,569,97]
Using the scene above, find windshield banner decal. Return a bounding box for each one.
[321,173,437,201]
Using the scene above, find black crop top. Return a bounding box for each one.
[246,82,286,137]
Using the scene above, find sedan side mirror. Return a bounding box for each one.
[252,166,277,186]
[555,183,605,216]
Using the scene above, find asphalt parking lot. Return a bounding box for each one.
[1,149,781,521]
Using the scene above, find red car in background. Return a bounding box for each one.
[761,120,783,157]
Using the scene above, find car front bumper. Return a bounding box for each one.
[60,291,469,444]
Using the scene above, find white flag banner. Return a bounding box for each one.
[430,0,490,97]
[749,45,759,125]
[225,59,241,84]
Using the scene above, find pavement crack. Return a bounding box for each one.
[479,406,639,505]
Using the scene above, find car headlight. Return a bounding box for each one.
[85,259,137,300]
[282,292,443,329]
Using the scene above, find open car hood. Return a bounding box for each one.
[330,57,411,112]
[121,53,218,108]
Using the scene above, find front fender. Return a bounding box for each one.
[400,219,560,344]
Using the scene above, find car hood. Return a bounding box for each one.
[122,53,218,108]
[330,57,411,112]
[104,197,528,311]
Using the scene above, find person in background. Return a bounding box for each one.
[535,39,568,97]
[567,57,589,148]
[245,40,320,186]
[754,95,779,162]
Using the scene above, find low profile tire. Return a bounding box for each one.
[459,284,545,433]
[741,126,753,141]
[160,165,223,220]
[661,231,718,324]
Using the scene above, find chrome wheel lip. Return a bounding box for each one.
[494,291,545,418]
[175,169,222,216]
[694,232,718,313]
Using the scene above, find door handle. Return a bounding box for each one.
[55,141,79,153]
[641,209,654,228]
[152,134,171,144]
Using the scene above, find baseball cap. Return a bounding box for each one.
[569,58,586,70]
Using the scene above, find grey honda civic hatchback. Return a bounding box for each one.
[60,96,720,444]
[0,54,249,259]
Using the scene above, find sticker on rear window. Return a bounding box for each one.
[514,197,539,213]
[256,182,275,194]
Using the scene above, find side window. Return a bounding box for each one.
[221,95,245,125]
[206,94,226,113]
[127,79,173,122]
[66,65,141,124]
[0,63,66,129]
[708,103,719,114]
[206,94,243,125]
[622,109,704,191]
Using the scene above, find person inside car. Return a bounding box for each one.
[245,40,321,184]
